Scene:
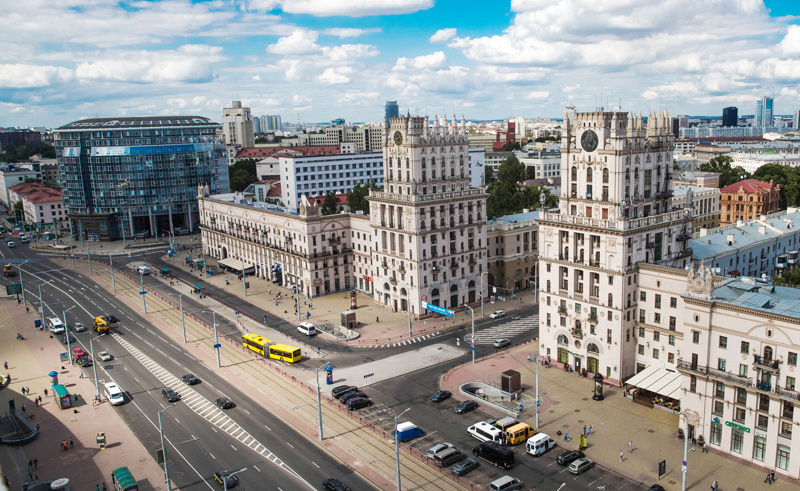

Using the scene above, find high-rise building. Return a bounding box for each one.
[793,109,799,131]
[755,96,774,130]
[722,106,738,127]
[222,101,255,148]
[538,108,691,384]
[369,115,488,316]
[385,101,399,127]
[54,116,229,240]
[253,117,262,135]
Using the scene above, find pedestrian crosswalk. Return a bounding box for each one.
[357,331,442,349]
[465,315,539,345]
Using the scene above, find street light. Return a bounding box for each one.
[90,335,103,399]
[197,308,225,368]
[479,271,489,317]
[405,292,412,337]
[37,280,55,329]
[158,403,177,491]
[87,238,92,274]
[17,259,29,307]
[168,293,187,343]
[379,407,411,491]
[304,361,330,441]
[223,467,248,491]
[464,305,475,364]
[680,412,692,491]
[140,270,147,314]
[108,252,116,293]
[63,305,76,364]
[241,258,247,297]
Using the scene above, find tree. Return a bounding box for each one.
[346,183,370,214]
[497,155,526,184]
[502,141,521,151]
[228,158,258,192]
[774,267,800,288]
[484,164,494,185]
[486,180,517,219]
[753,163,799,209]
[700,155,750,188]
[321,192,339,215]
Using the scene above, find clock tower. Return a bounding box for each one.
[368,115,488,317]
[538,108,692,384]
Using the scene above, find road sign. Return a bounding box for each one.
[681,465,687,472]
[537,400,541,407]
[682,460,687,466]
[421,301,454,318]
[213,343,222,349]
[139,291,147,295]
[6,284,21,295]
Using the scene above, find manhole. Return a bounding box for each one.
[562,424,570,428]
[574,409,581,413]
[648,429,655,433]
[549,410,555,414]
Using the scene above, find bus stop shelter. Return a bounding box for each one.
[54,384,71,409]
[112,466,138,491]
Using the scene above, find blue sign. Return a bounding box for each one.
[537,400,541,407]
[213,343,222,349]
[421,301,454,318]
[139,291,147,295]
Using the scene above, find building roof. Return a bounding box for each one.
[720,178,777,194]
[9,182,60,196]
[488,210,540,226]
[246,179,282,198]
[709,276,800,318]
[691,208,800,260]
[306,193,349,207]
[57,116,217,130]
[672,185,716,197]
[235,146,342,159]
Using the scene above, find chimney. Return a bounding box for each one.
[727,234,735,245]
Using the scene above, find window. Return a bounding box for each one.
[639,309,646,323]
[788,376,796,390]
[760,394,770,411]
[777,444,791,470]
[731,428,744,454]
[783,402,794,419]
[638,344,645,355]
[790,352,798,366]
[690,375,697,392]
[640,291,646,301]
[639,327,645,337]
[781,421,793,439]
[753,436,766,462]
[736,387,747,405]
[654,313,661,324]
[757,414,769,430]
[739,364,748,377]
[713,400,724,415]
[653,331,660,342]
[669,316,676,330]
[668,352,675,363]
[718,358,727,371]
[715,382,725,398]
[607,329,612,343]
[741,341,750,354]
[719,336,727,349]
[669,335,676,346]
[692,331,700,344]
[670,297,677,308]
[653,349,659,359]
[710,421,722,446]
[655,294,661,309]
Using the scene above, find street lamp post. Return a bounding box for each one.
[223,468,248,491]
[140,270,147,314]
[63,306,76,364]
[169,293,187,343]
[17,260,28,306]
[37,280,54,330]
[241,258,247,297]
[203,308,224,368]
[109,252,116,293]
[378,407,411,491]
[87,240,92,274]
[464,305,475,364]
[305,362,331,441]
[90,335,103,399]
[69,220,75,268]
[405,294,412,337]
[479,271,489,317]
[681,412,690,491]
[158,403,177,491]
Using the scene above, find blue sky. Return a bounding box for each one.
[1,0,799,127]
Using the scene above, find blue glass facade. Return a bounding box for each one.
[55,116,229,240]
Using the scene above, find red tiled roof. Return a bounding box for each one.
[235,145,342,159]
[307,193,349,206]
[720,179,777,194]
[9,182,61,199]
[26,191,62,204]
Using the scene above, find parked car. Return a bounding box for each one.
[97,351,112,362]
[215,397,234,409]
[454,400,479,414]
[346,397,373,411]
[162,388,181,402]
[427,442,454,459]
[181,374,200,385]
[60,334,77,345]
[73,322,86,332]
[493,339,511,348]
[331,385,356,398]
[7,242,14,248]
[568,457,595,475]
[72,348,85,358]
[489,310,506,319]
[322,478,351,491]
[137,265,151,275]
[339,391,367,404]
[213,470,239,488]
[431,390,452,402]
[451,458,480,476]
[556,449,585,466]
[76,355,93,367]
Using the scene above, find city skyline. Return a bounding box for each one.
[1,0,799,127]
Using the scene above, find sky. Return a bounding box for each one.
[2,0,800,128]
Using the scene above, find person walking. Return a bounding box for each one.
[61,440,67,451]
[583,425,587,435]
[69,437,73,448]
[3,361,6,369]
[33,458,37,469]
[43,388,47,397]
[102,483,107,491]
[628,441,633,453]
[703,442,708,453]
[620,450,624,462]
[527,354,531,362]
[770,471,775,484]
[588,424,593,434]
[765,471,771,483]
[711,480,718,491]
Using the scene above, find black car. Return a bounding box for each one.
[346,397,373,411]
[161,388,180,402]
[431,390,452,402]
[213,470,239,488]
[454,400,479,414]
[215,397,234,409]
[322,478,351,491]
[60,334,77,344]
[339,391,367,403]
[331,385,356,398]
[556,449,585,465]
[181,374,200,385]
[106,314,119,323]
[76,355,93,367]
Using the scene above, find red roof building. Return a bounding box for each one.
[234,145,342,161]
[8,182,66,226]
[719,179,781,225]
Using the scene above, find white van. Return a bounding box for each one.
[137,265,151,275]
[526,432,556,456]
[467,421,503,443]
[104,382,125,406]
[297,322,317,336]
[48,317,65,334]
[490,476,523,491]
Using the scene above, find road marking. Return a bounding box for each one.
[253,465,261,472]
[230,445,237,451]
[312,462,319,468]
[286,442,294,448]
[265,425,272,431]
[209,453,215,459]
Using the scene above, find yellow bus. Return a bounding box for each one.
[242,333,302,363]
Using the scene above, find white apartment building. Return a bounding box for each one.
[671,185,720,232]
[279,152,384,210]
[516,148,561,179]
[673,154,698,171]
[0,167,42,208]
[468,147,485,188]
[285,123,384,152]
[729,152,800,174]
[222,101,255,148]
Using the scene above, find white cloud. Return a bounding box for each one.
[525,91,549,100]
[317,67,354,85]
[781,87,798,97]
[75,45,225,84]
[0,64,73,88]
[394,52,448,71]
[322,28,382,38]
[779,25,800,54]
[278,0,433,17]
[267,29,320,55]
[430,28,457,44]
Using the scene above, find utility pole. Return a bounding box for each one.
[109,253,116,292]
[465,305,475,364]
[158,404,177,491]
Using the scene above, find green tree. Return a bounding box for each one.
[753,163,799,209]
[497,155,526,184]
[700,155,750,188]
[484,164,494,184]
[321,192,339,215]
[228,158,258,192]
[486,180,517,219]
[346,183,370,214]
[774,267,800,287]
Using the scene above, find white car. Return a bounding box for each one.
[297,322,317,336]
[137,265,151,275]
[7,241,15,248]
[489,310,506,319]
[97,351,112,362]
[73,322,86,332]
[20,236,29,243]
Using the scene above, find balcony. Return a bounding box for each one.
[558,306,568,315]
[775,385,800,402]
[381,260,388,268]
[389,277,398,285]
[397,265,406,274]
[754,355,780,371]
[588,313,598,322]
[789,251,799,264]
[776,255,788,269]
[450,261,459,270]
[329,235,341,243]
[756,381,773,393]
[676,359,754,389]
[676,234,691,242]
[468,258,477,266]
[571,329,584,340]
[646,241,656,249]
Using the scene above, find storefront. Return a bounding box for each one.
[623,365,681,414]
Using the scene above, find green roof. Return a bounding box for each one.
[112,467,138,491]
[53,384,69,397]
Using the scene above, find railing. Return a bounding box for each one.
[754,355,780,371]
[389,277,397,285]
[558,306,568,314]
[571,329,583,340]
[756,381,773,393]
[776,386,800,402]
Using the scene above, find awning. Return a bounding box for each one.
[196,261,205,268]
[218,257,254,272]
[625,365,682,400]
[161,268,170,273]
[193,285,203,290]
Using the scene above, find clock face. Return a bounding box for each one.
[393,131,403,146]
[581,130,598,152]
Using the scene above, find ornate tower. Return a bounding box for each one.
[538,108,691,384]
[368,115,488,316]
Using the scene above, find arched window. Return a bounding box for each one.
[603,168,609,183]
[587,167,593,182]
[431,157,436,167]
[625,169,630,180]
[547,280,551,291]
[634,168,639,179]
[587,343,599,354]
[608,293,613,307]
[571,166,578,180]
[690,375,697,392]
[421,158,426,168]
[558,335,568,345]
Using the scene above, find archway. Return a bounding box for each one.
[400,288,408,312]
[450,284,459,309]
[221,247,228,259]
[431,288,440,307]
[383,283,392,307]
[468,280,476,303]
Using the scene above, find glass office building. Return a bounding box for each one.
[55,116,229,240]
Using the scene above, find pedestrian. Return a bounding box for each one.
[703,442,708,453]
[102,483,107,491]
[96,484,100,491]
[711,480,718,490]
[43,388,48,397]
[111,473,116,486]
[35,424,39,431]
[583,425,587,435]
[38,396,41,404]
[588,425,593,434]
[3,361,6,369]
[79,372,83,379]
[69,437,73,448]
[620,450,623,462]
[376,316,379,323]
[20,404,26,414]
[527,354,531,362]
[33,458,37,469]
[28,460,32,470]
[771,471,775,483]
[61,440,67,451]
[628,441,633,453]
[3,476,8,487]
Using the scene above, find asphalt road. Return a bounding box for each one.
[0,242,373,491]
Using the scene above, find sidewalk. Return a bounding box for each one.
[440,343,797,490]
[0,299,168,490]
[156,250,538,346]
